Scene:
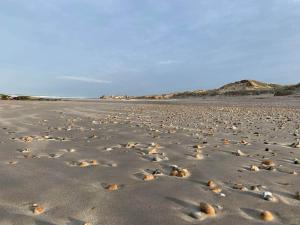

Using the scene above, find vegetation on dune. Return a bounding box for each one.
[0,94,11,100]
[274,83,300,96]
[0,94,61,101]
[100,80,299,100]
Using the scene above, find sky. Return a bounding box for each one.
[0,0,300,97]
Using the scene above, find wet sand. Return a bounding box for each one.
[0,97,299,225]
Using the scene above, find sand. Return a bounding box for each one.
[0,96,299,225]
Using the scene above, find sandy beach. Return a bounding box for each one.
[0,96,299,225]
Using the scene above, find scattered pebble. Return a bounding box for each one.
[143,174,155,181]
[193,145,203,149]
[170,167,190,178]
[106,184,119,191]
[262,192,274,201]
[211,187,222,194]
[235,150,245,156]
[21,136,34,143]
[260,210,274,221]
[31,204,45,215]
[262,160,275,167]
[233,183,248,191]
[79,161,90,168]
[207,180,217,189]
[199,202,216,216]
[290,140,300,148]
[7,161,18,165]
[250,165,260,172]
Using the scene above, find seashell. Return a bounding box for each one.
[240,140,248,145]
[19,148,31,153]
[150,143,160,148]
[260,211,274,221]
[89,160,98,165]
[233,183,248,191]
[125,142,136,149]
[262,160,275,167]
[21,136,34,143]
[152,169,163,176]
[207,180,217,188]
[79,161,90,168]
[223,139,230,145]
[143,174,155,181]
[170,168,190,178]
[290,140,300,148]
[211,187,222,194]
[236,150,245,156]
[291,170,298,175]
[262,192,274,201]
[177,169,188,177]
[193,145,203,149]
[194,153,203,159]
[170,169,178,176]
[199,202,216,216]
[148,147,158,155]
[32,204,45,215]
[106,184,119,191]
[250,165,260,171]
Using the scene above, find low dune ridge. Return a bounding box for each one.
[100,79,299,100]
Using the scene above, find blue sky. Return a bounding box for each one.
[0,0,300,97]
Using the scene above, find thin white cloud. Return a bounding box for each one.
[57,76,112,84]
[157,60,181,65]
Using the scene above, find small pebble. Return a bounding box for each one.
[262,160,275,167]
[250,165,260,172]
[143,174,155,181]
[32,204,45,215]
[199,202,216,216]
[207,180,217,188]
[260,211,274,221]
[106,184,119,191]
[262,192,274,201]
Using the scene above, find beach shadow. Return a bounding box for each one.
[166,196,198,211]
[66,217,86,225]
[35,220,56,225]
[240,208,260,220]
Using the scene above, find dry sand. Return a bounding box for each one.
[0,96,299,225]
